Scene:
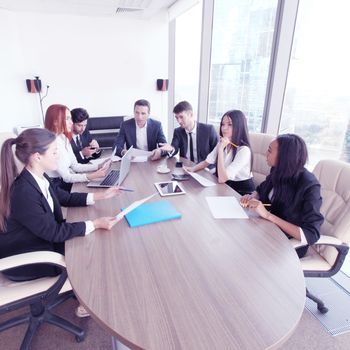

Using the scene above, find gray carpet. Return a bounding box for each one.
[1,295,350,350]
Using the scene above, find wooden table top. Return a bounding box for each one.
[65,157,305,350]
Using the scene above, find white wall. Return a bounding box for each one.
[0,9,169,134]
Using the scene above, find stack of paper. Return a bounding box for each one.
[185,170,216,187]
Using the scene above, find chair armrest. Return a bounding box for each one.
[291,235,348,251]
[311,235,349,257]
[0,251,66,272]
[302,235,349,278]
[314,235,344,247]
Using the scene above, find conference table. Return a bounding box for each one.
[65,157,305,350]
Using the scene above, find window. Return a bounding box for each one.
[208,0,278,131]
[174,2,203,113]
[280,0,350,278]
[280,0,350,169]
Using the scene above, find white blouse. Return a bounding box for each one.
[47,134,98,183]
[206,144,252,181]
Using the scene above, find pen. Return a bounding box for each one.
[229,141,239,148]
[118,187,135,192]
[263,204,271,206]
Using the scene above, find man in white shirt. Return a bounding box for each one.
[115,99,167,160]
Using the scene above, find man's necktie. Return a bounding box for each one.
[76,135,82,150]
[189,132,194,162]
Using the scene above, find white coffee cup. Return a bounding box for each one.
[157,164,170,173]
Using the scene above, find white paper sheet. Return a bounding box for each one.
[131,156,149,162]
[206,196,248,219]
[185,170,216,187]
[116,193,156,221]
[90,155,121,166]
[129,148,153,157]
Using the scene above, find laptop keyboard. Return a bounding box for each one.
[100,170,120,186]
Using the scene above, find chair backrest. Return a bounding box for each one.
[0,132,23,177]
[249,132,275,186]
[87,116,124,149]
[313,159,350,265]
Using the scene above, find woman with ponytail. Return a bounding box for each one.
[0,128,121,281]
[240,134,324,257]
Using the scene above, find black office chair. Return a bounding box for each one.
[0,251,84,350]
[87,116,124,148]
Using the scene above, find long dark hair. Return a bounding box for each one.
[219,110,252,170]
[270,133,308,205]
[0,128,56,231]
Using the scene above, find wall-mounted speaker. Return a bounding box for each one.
[26,78,42,93]
[156,79,169,91]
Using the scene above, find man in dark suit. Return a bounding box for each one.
[158,101,218,162]
[71,108,102,164]
[114,99,167,160]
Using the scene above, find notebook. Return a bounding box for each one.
[87,146,133,188]
[124,200,181,228]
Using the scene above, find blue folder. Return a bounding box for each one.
[124,200,182,228]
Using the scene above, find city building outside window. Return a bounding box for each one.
[208,0,278,131]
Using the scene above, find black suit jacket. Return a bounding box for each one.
[115,118,167,157]
[171,122,218,163]
[256,168,324,257]
[0,169,88,279]
[71,130,102,164]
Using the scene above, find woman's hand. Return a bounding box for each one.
[87,166,109,181]
[240,192,258,208]
[93,216,118,230]
[218,136,230,151]
[98,159,111,170]
[93,187,121,201]
[245,199,270,219]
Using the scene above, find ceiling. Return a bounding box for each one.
[0,0,179,18]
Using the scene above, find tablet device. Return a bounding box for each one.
[154,181,186,197]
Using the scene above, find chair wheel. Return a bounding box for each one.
[318,306,329,314]
[75,335,85,342]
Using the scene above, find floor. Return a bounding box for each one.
[1,297,350,350]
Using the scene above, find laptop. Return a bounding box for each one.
[87,146,133,188]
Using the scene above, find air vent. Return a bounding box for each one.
[116,7,143,14]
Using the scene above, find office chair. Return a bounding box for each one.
[0,251,85,350]
[292,159,350,313]
[249,132,275,186]
[87,116,124,149]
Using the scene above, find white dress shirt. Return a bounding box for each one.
[206,144,252,181]
[28,169,95,235]
[46,134,98,183]
[73,133,85,159]
[136,121,148,151]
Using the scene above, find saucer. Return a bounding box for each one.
[157,166,170,174]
